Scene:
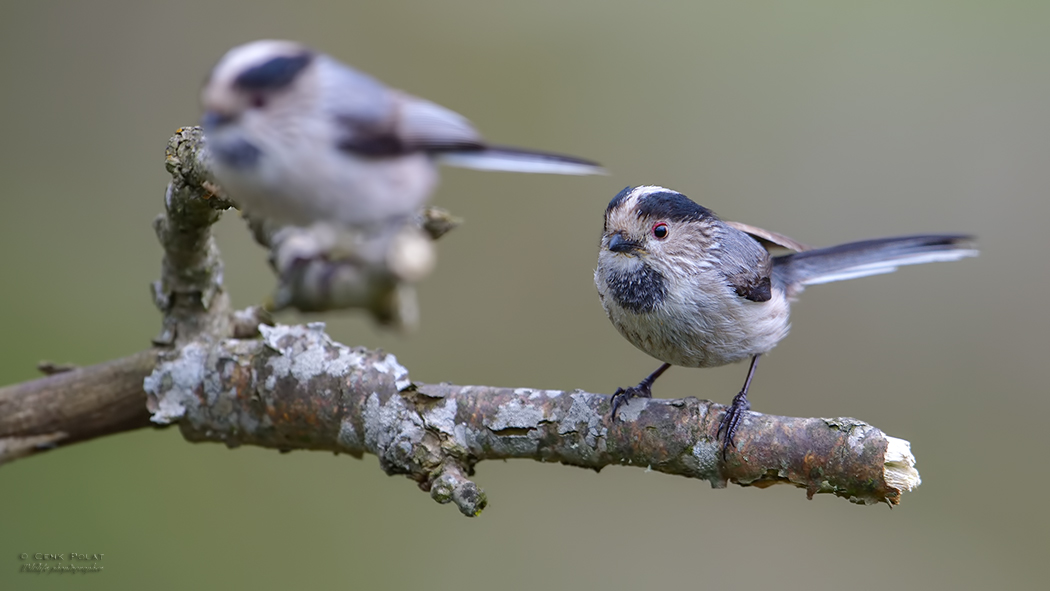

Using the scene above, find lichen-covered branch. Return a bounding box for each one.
[0,325,919,513]
[141,323,919,516]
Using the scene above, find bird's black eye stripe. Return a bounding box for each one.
[234,52,313,91]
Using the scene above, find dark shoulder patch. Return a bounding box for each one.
[636,191,716,223]
[337,112,488,158]
[338,133,407,157]
[334,112,408,157]
[735,275,772,302]
[718,227,774,303]
[234,52,314,91]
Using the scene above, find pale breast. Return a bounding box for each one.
[596,262,791,368]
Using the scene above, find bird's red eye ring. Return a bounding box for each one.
[652,222,669,239]
[250,94,267,109]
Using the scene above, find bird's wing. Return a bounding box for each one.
[717,226,774,303]
[335,90,485,156]
[334,83,604,175]
[393,92,486,150]
[724,221,813,253]
[389,94,604,177]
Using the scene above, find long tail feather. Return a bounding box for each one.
[435,145,606,176]
[773,234,977,289]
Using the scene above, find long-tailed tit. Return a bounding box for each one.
[594,186,977,455]
[200,39,604,229]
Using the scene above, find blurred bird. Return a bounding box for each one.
[594,186,978,455]
[200,39,604,228]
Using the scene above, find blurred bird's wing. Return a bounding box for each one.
[335,90,485,157]
[725,221,813,253]
[393,92,487,151]
[331,80,482,156]
[336,88,604,175]
[394,94,603,175]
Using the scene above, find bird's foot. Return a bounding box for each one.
[717,390,751,459]
[610,383,653,420]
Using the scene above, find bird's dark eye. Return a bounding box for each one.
[250,94,267,109]
[652,222,669,239]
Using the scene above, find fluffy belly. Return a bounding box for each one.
[604,287,791,368]
[213,138,437,227]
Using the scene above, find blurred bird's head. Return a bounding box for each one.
[201,40,316,135]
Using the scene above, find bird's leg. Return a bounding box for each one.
[717,354,761,459]
[610,363,672,419]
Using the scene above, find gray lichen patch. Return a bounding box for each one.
[821,417,868,432]
[260,323,365,384]
[613,396,649,422]
[338,417,362,449]
[363,393,427,475]
[821,417,881,457]
[485,399,544,433]
[690,440,726,487]
[144,342,209,424]
[514,387,563,399]
[371,353,411,391]
[414,384,449,398]
[558,392,608,453]
[424,398,458,436]
[475,398,550,456]
[845,423,879,455]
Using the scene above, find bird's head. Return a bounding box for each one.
[600,186,719,273]
[201,40,316,133]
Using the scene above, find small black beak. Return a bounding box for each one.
[201,110,234,129]
[608,232,641,254]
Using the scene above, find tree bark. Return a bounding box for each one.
[0,323,920,515]
[0,350,160,462]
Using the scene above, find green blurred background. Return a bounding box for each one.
[1,1,1046,589]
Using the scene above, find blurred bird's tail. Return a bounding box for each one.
[435,146,606,176]
[772,234,978,293]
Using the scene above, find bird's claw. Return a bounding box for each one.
[717,391,751,460]
[610,384,653,420]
